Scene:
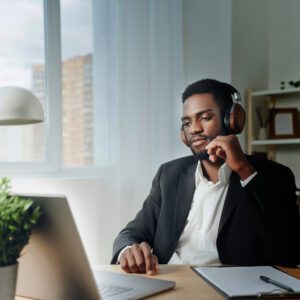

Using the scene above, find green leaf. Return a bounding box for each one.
[0,177,42,265]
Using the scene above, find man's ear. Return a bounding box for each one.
[180,129,189,147]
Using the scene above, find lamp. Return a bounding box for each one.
[0,86,44,125]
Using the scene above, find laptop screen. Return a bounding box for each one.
[16,194,100,300]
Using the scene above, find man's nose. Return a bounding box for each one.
[189,119,203,134]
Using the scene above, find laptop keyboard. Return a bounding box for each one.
[98,282,133,299]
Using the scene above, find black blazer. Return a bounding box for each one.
[112,155,300,266]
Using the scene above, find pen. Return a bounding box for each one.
[259,275,294,292]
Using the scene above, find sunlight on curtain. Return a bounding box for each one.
[115,0,185,228]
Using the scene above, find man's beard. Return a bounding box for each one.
[191,149,210,161]
[188,128,227,162]
[189,135,213,161]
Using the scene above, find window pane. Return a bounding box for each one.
[60,0,94,167]
[0,1,46,162]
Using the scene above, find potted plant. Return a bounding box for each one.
[0,177,42,300]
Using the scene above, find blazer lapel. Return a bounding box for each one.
[218,172,242,233]
[173,162,197,237]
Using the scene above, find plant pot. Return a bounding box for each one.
[0,263,18,300]
[258,127,268,140]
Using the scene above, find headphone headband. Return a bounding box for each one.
[231,92,241,103]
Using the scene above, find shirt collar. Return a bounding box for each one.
[195,160,231,187]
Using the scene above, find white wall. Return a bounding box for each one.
[231,0,269,91]
[268,0,300,186]
[231,0,270,149]
[269,0,300,89]
[183,0,232,86]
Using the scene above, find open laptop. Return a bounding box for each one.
[16,194,175,300]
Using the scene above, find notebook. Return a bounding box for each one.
[16,194,175,300]
[192,266,300,299]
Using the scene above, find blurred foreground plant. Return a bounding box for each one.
[0,178,42,266]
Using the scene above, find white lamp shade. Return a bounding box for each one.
[0,86,44,125]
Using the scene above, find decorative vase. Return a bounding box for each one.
[258,127,268,140]
[0,263,18,300]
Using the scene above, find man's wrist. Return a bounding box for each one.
[237,162,256,180]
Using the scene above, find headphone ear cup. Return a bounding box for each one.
[224,103,246,134]
[180,129,190,147]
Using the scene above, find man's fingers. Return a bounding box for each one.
[123,249,140,273]
[119,255,131,273]
[119,242,158,275]
[216,147,226,159]
[207,142,226,153]
[131,244,146,273]
[153,255,159,272]
[209,153,217,163]
[206,140,227,163]
[140,242,155,275]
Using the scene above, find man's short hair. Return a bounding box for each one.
[182,79,239,118]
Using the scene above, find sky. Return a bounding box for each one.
[0,0,93,89]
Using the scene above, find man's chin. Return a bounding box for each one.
[192,150,210,161]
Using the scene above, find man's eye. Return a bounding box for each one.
[182,122,191,128]
[200,116,211,122]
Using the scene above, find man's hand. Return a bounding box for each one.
[119,242,159,275]
[205,134,255,180]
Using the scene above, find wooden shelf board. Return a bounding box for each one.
[252,138,300,145]
[252,87,300,97]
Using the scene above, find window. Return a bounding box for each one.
[0,0,115,176]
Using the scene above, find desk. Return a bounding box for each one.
[16,265,300,300]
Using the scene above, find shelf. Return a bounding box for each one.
[252,87,300,97]
[248,87,300,195]
[252,138,300,145]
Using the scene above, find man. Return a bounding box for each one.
[111,79,300,275]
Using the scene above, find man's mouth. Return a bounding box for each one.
[189,136,212,147]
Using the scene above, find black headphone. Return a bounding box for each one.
[180,91,246,147]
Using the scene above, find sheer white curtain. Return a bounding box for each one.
[115,0,185,227]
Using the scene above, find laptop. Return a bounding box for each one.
[16,194,175,300]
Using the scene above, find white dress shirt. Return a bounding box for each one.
[169,161,231,265]
[118,162,257,264]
